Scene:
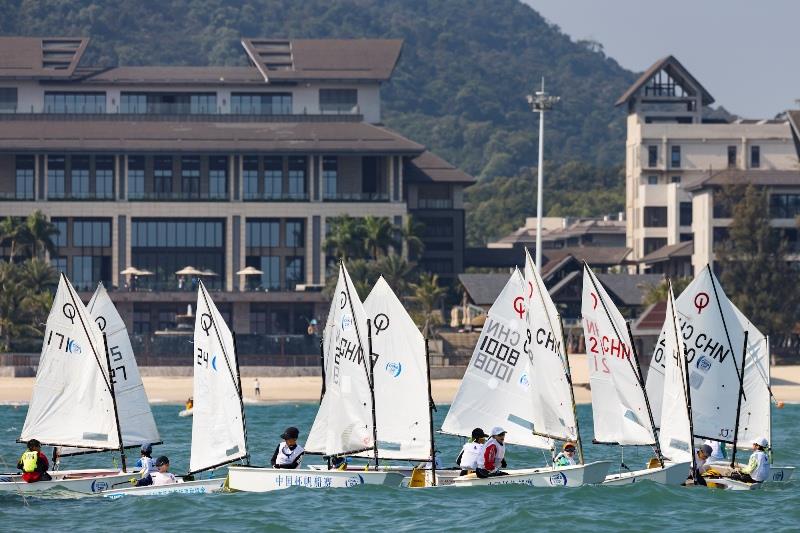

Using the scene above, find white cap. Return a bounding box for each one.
[754,436,769,448]
[490,426,507,436]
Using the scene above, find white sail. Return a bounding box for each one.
[305,263,374,456]
[442,269,551,449]
[20,274,119,450]
[732,307,770,447]
[87,283,160,448]
[672,266,744,444]
[524,249,577,442]
[190,281,248,473]
[645,322,668,427]
[352,276,430,461]
[658,287,693,463]
[581,265,655,445]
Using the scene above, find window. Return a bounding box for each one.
[679,233,693,242]
[644,237,667,255]
[73,220,111,247]
[670,146,681,168]
[128,156,145,199]
[246,220,280,248]
[285,220,304,248]
[260,256,281,290]
[209,156,227,199]
[713,227,730,252]
[95,156,114,199]
[323,156,337,198]
[319,89,357,113]
[51,256,67,274]
[190,94,216,114]
[285,256,304,289]
[154,156,173,194]
[132,220,223,248]
[0,87,17,112]
[264,157,283,199]
[770,194,800,218]
[181,157,200,199]
[52,218,68,248]
[750,146,760,168]
[121,92,214,114]
[647,146,658,167]
[679,202,692,226]
[15,156,34,199]
[643,206,668,227]
[647,175,658,185]
[231,93,292,114]
[121,93,146,113]
[133,309,151,335]
[671,176,681,184]
[44,92,106,113]
[288,157,306,199]
[727,145,737,168]
[70,156,90,199]
[243,157,259,199]
[47,155,66,199]
[71,255,110,291]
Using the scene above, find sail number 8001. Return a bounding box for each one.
[473,335,520,383]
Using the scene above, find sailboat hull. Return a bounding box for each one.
[705,461,794,483]
[227,466,405,492]
[0,469,132,494]
[100,478,226,498]
[602,461,690,485]
[451,461,612,487]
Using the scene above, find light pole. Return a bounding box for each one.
[527,78,560,272]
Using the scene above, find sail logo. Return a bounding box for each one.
[345,474,365,487]
[341,313,353,331]
[385,361,402,378]
[695,356,712,373]
[90,480,109,492]
[518,373,530,388]
[66,339,82,354]
[548,472,567,486]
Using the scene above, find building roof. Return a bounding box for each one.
[615,55,714,107]
[494,218,625,247]
[540,247,632,277]
[0,119,425,154]
[633,301,667,334]
[458,273,512,306]
[0,37,89,79]
[404,151,476,184]
[82,66,264,85]
[683,169,800,191]
[595,273,664,306]
[640,240,693,264]
[241,39,403,82]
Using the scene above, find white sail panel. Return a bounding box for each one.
[658,289,693,463]
[673,267,743,444]
[305,263,374,456]
[524,250,577,442]
[190,282,247,473]
[87,283,160,448]
[731,306,770,447]
[581,266,655,445]
[645,322,668,428]
[353,277,430,461]
[20,274,119,450]
[442,269,551,449]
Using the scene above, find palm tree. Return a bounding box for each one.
[24,211,59,260]
[362,216,395,260]
[374,253,415,298]
[0,261,52,351]
[401,216,425,261]
[20,257,59,292]
[324,216,365,260]
[0,216,25,264]
[409,272,446,337]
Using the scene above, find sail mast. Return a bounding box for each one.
[424,338,438,485]
[102,332,127,472]
[366,318,380,468]
[559,315,584,465]
[730,331,749,468]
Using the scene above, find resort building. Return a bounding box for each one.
[0,37,474,344]
[618,56,800,275]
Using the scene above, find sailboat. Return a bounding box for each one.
[580,264,689,485]
[100,281,247,496]
[645,266,794,489]
[227,263,404,491]
[0,274,134,494]
[442,268,610,487]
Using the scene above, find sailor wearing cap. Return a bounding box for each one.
[136,443,157,478]
[475,426,509,478]
[456,428,489,475]
[271,427,305,469]
[730,437,770,483]
[135,455,179,486]
[554,441,578,467]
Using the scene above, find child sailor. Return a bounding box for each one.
[270,427,304,469]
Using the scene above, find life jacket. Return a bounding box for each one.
[459,442,482,469]
[477,438,505,472]
[20,451,39,473]
[150,471,178,486]
[275,441,304,467]
[554,452,576,467]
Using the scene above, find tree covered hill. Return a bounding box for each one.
[0,0,639,244]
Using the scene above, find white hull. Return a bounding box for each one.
[179,408,193,417]
[0,469,132,494]
[228,466,404,492]
[706,461,794,483]
[451,461,611,488]
[101,478,225,498]
[704,478,762,491]
[602,461,690,486]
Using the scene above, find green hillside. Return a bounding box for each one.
[0,0,638,244]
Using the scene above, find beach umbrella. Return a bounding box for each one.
[120,266,143,276]
[200,269,218,277]
[236,266,263,276]
[176,266,204,276]
[137,269,155,276]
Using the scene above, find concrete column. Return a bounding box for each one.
[305,215,314,284]
[111,215,119,287]
[225,215,234,291]
[232,301,250,334]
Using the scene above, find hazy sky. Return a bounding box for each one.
[524,0,799,118]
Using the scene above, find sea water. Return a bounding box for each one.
[0,402,798,532]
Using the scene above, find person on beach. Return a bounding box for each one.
[17,439,51,482]
[456,427,488,476]
[554,441,578,467]
[475,427,509,478]
[271,427,305,469]
[254,378,261,398]
[136,456,179,486]
[136,443,157,478]
[730,437,770,483]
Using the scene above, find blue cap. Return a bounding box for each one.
[141,443,153,455]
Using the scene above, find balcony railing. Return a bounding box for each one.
[323,192,390,202]
[0,111,364,123]
[0,191,36,201]
[128,191,229,201]
[243,192,309,202]
[46,191,116,201]
[417,198,453,209]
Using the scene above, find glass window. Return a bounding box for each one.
[713,227,730,252]
[323,156,337,198]
[128,156,145,199]
[769,194,800,219]
[261,256,280,290]
[319,89,357,113]
[679,233,693,242]
[727,145,737,168]
[131,220,224,248]
[47,155,66,199]
[231,93,292,115]
[671,176,681,184]
[246,220,280,248]
[750,146,760,168]
[679,202,692,226]
[286,256,304,289]
[73,220,111,247]
[181,156,200,199]
[120,93,146,114]
[0,87,17,112]
[643,206,668,228]
[52,218,68,248]
[154,156,173,195]
[647,146,658,167]
[288,156,306,199]
[44,92,105,113]
[243,156,259,199]
[647,175,658,185]
[15,155,34,199]
[285,220,304,248]
[95,156,114,199]
[190,94,217,114]
[51,256,66,274]
[70,156,90,199]
[643,237,667,255]
[209,156,227,199]
[71,255,110,291]
[264,157,282,199]
[670,146,681,168]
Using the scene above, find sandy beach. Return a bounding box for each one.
[2,355,799,405]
